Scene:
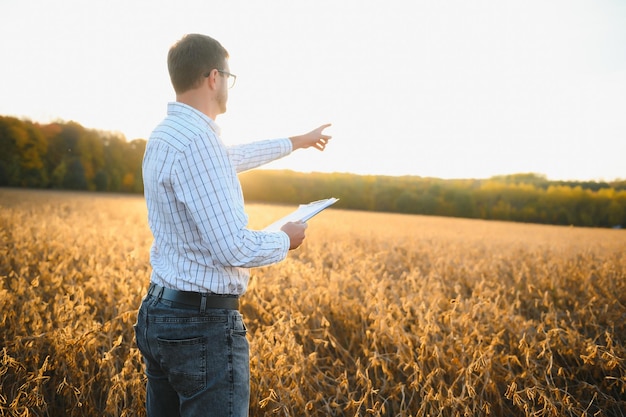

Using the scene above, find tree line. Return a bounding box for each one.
[0,116,144,193]
[240,171,626,228]
[2,116,625,228]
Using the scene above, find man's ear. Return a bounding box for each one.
[206,69,219,90]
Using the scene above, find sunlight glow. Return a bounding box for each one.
[1,0,624,181]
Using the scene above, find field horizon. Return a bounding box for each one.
[1,188,624,416]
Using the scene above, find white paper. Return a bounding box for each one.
[263,198,339,231]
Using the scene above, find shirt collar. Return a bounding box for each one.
[167,102,222,136]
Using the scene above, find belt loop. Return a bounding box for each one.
[200,293,207,313]
[156,285,165,301]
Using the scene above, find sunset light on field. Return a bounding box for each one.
[1,0,625,181]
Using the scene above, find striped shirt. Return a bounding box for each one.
[142,102,292,295]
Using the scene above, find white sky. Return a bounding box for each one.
[1,0,625,181]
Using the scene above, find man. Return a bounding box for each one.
[134,33,332,417]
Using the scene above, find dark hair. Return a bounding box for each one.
[167,34,229,94]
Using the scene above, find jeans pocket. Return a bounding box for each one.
[156,336,207,397]
[231,313,247,337]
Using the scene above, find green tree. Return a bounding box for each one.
[0,116,21,186]
[396,189,420,214]
[62,157,88,190]
[0,117,48,187]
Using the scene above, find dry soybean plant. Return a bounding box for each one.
[1,190,150,417]
[244,205,626,416]
[1,189,625,416]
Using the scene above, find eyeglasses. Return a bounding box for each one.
[217,70,237,89]
[204,69,237,89]
[204,69,237,88]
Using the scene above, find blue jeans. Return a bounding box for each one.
[134,293,250,417]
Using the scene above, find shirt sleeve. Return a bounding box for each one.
[172,132,290,268]
[227,138,292,173]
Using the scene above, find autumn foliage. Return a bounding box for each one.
[2,115,625,228]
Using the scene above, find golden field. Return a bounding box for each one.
[1,188,624,417]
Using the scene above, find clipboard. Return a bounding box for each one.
[263,198,339,231]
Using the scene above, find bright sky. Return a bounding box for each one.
[2,0,625,181]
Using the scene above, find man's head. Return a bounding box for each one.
[167,34,229,95]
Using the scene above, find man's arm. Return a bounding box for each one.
[227,124,332,173]
[227,138,292,173]
[289,124,332,151]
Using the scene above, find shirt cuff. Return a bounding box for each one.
[279,230,291,255]
[282,137,293,154]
